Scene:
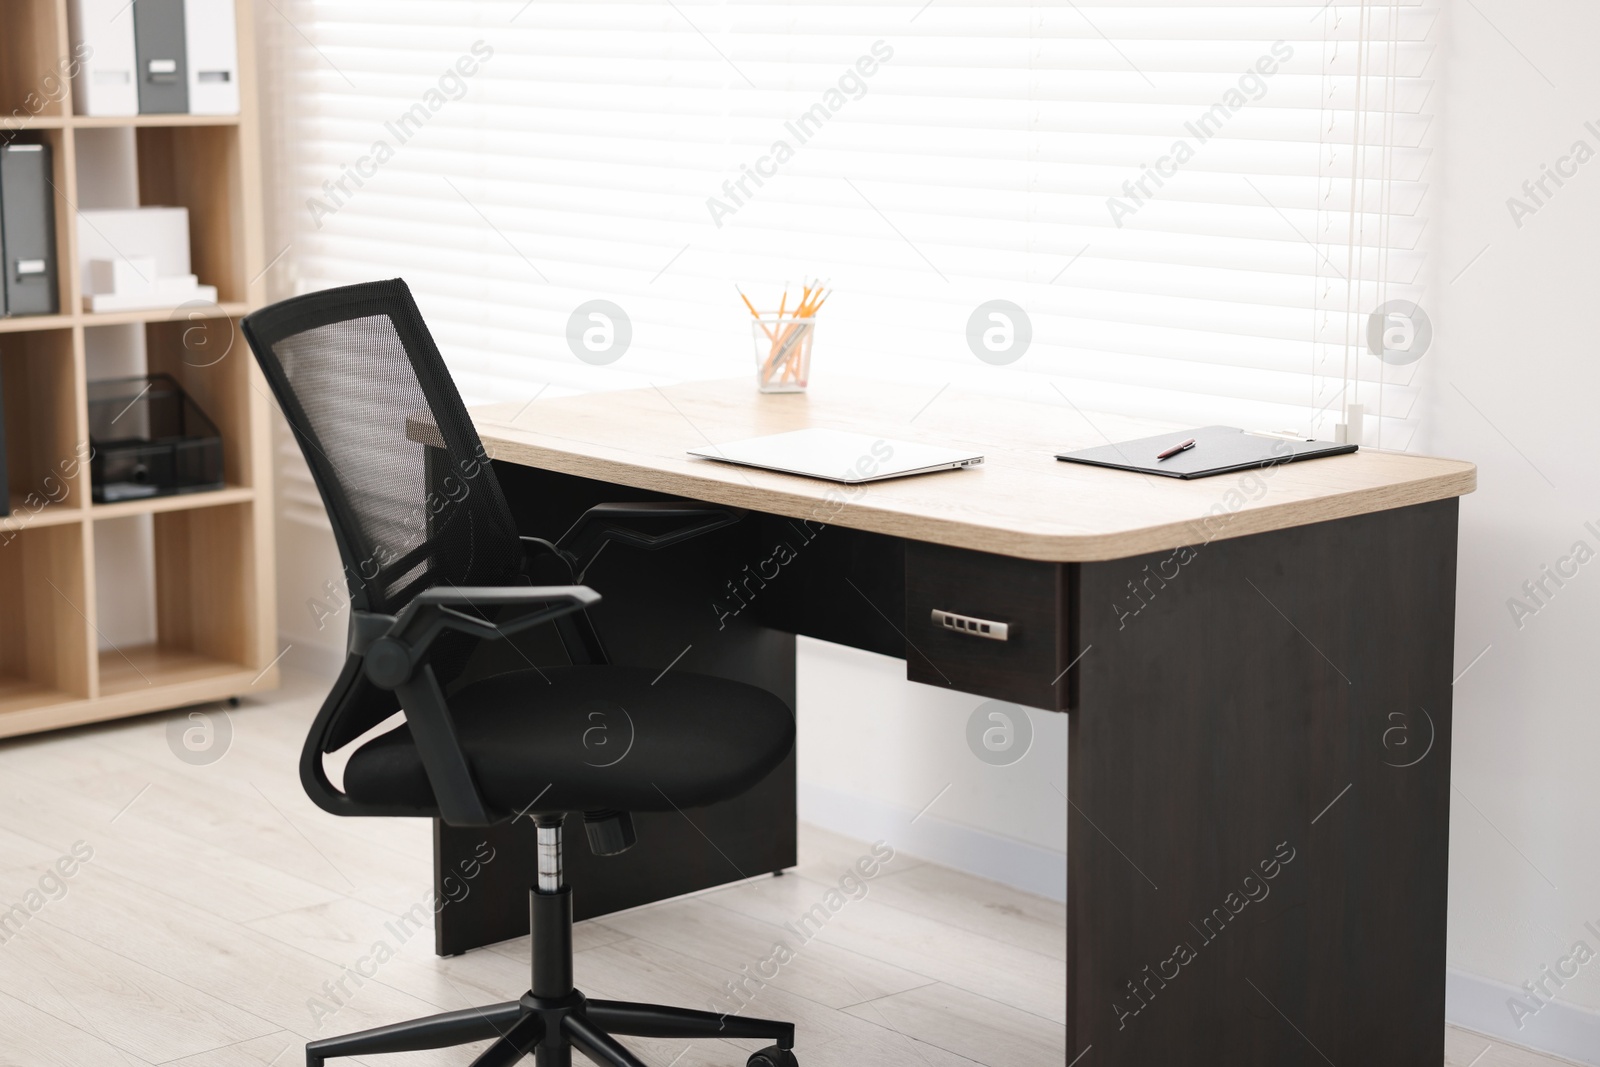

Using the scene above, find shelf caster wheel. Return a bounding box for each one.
[747,1047,797,1067]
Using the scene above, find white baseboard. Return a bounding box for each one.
[798,781,1066,902]
[1447,967,1600,1066]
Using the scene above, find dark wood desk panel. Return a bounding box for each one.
[1069,500,1455,1065]
[744,514,906,659]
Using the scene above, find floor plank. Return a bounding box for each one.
[0,900,278,1062]
[863,859,1068,962]
[702,862,1068,1025]
[0,988,157,1067]
[162,1032,304,1067]
[844,981,1065,1067]
[599,894,938,1009]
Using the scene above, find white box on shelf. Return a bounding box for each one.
[69,0,140,117]
[78,207,192,278]
[184,0,241,115]
[77,207,219,312]
[87,256,159,297]
[86,279,219,313]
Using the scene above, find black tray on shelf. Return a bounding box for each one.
[88,374,224,504]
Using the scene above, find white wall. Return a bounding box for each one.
[271,422,348,677]
[796,638,1067,901]
[1423,1,1600,1057]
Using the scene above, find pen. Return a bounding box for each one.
[1157,438,1196,461]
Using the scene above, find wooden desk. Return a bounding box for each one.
[468,376,1474,562]
[435,378,1474,1066]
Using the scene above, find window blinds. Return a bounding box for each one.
[259,1,1434,445]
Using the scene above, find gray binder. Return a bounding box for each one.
[134,0,189,114]
[0,144,59,317]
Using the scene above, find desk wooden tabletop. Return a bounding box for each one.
[466,377,1475,563]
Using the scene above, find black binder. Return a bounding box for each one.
[134,0,190,114]
[1057,425,1357,479]
[0,143,59,317]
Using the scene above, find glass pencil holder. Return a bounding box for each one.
[754,316,814,393]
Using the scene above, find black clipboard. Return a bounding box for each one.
[1056,425,1357,479]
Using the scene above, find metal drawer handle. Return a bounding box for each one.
[931,609,1008,641]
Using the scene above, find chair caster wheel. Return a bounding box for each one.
[748,1047,797,1067]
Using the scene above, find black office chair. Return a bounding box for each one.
[243,279,800,1067]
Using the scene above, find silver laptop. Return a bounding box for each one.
[688,428,984,484]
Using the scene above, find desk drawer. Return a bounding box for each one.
[904,542,1072,711]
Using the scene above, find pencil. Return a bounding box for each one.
[737,285,777,343]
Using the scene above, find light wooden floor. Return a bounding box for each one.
[0,669,1577,1067]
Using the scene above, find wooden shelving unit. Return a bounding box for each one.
[0,0,276,737]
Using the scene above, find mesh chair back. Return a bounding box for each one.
[243,279,527,751]
[244,279,523,613]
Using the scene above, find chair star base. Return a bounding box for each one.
[307,822,797,1067]
[306,989,796,1067]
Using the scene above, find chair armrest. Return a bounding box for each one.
[555,501,745,579]
[351,585,600,827]
[355,585,600,687]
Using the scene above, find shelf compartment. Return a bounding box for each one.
[0,521,91,712]
[144,314,252,488]
[0,0,70,123]
[98,643,254,698]
[92,500,258,698]
[0,675,75,714]
[136,125,248,304]
[88,373,225,503]
[2,327,86,514]
[84,311,252,491]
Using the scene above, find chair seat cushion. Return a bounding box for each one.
[341,666,794,817]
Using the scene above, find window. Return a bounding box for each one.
[259,1,1432,445]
